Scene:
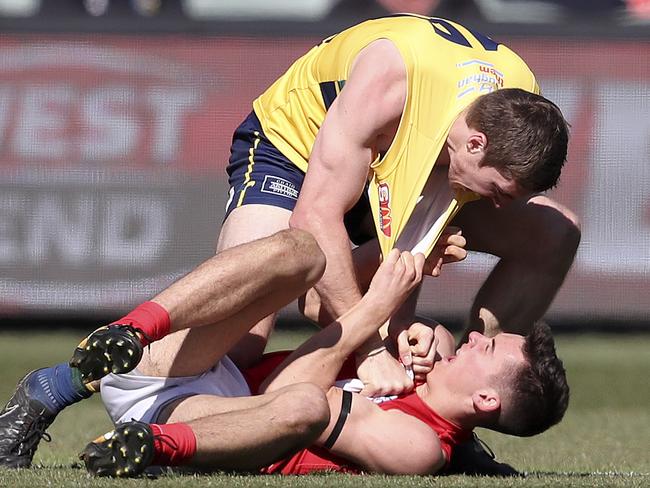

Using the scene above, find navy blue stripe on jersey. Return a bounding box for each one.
[320,81,338,110]
[319,80,347,110]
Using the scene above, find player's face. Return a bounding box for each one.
[446,118,530,208]
[438,331,526,392]
[449,155,525,208]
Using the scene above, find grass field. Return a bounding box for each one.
[0,328,648,487]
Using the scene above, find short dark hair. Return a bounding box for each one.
[466,88,569,193]
[491,322,570,437]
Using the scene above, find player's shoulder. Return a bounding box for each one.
[345,39,406,122]
[383,407,446,472]
[351,38,405,81]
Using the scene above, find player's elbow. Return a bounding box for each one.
[289,203,342,235]
[288,208,314,233]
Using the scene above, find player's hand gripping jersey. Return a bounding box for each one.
[253,15,539,257]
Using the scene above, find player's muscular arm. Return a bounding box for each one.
[289,39,406,319]
[261,249,424,393]
[299,239,381,325]
[300,228,466,324]
[319,388,445,474]
[261,294,394,393]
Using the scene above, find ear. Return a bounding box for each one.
[466,132,487,155]
[472,389,501,414]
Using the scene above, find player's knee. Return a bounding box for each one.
[534,197,580,256]
[275,383,330,439]
[520,196,580,263]
[558,209,581,256]
[273,229,326,285]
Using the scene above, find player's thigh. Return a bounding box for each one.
[163,385,329,470]
[217,204,291,252]
[159,392,278,424]
[216,204,293,366]
[160,383,325,423]
[140,230,325,376]
[452,194,580,258]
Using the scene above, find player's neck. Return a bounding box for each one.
[417,373,475,430]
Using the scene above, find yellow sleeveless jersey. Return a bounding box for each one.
[253,15,539,257]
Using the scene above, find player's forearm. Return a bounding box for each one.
[356,263,420,356]
[352,239,382,292]
[290,216,363,318]
[315,253,363,318]
[299,240,382,325]
[356,286,420,355]
[389,285,421,333]
[261,295,389,392]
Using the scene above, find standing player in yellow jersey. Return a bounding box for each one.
[218,14,578,393]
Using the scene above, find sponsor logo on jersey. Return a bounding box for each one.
[455,59,504,99]
[261,175,299,200]
[378,182,391,237]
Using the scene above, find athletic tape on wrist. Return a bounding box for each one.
[322,390,353,449]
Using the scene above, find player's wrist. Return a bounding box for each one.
[355,329,387,358]
[356,294,394,329]
[356,343,387,358]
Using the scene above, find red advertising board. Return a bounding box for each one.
[0,35,648,323]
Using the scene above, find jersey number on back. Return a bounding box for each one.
[427,17,499,51]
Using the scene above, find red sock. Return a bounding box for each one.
[150,423,197,466]
[111,301,171,346]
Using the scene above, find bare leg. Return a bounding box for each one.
[158,383,330,471]
[139,227,324,377]
[452,195,581,339]
[216,205,291,369]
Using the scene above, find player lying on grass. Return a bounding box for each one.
[0,228,463,470]
[78,244,568,476]
[0,228,569,477]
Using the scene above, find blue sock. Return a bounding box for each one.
[26,363,93,414]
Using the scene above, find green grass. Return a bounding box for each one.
[0,329,648,487]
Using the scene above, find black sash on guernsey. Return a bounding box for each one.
[322,390,353,449]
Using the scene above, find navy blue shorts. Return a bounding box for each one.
[225,111,305,218]
[224,111,375,246]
